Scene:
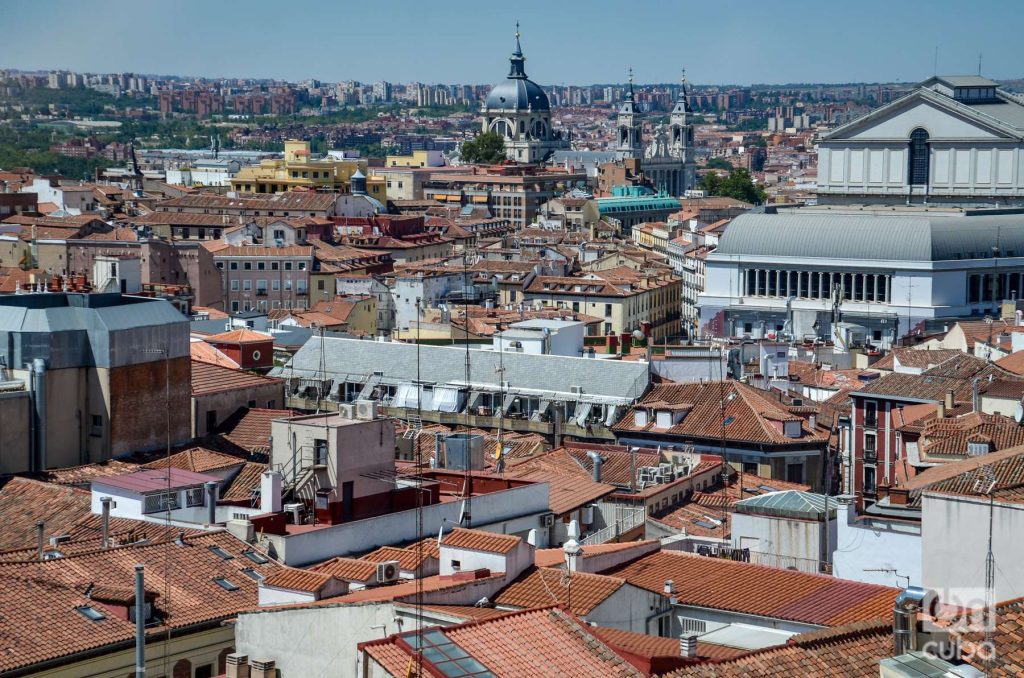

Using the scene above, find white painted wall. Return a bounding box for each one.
[922,492,1024,603]
[831,499,922,588]
[266,483,550,566]
[236,602,397,678]
[730,512,835,566]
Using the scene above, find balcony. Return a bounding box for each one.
[295,289,308,296]
[256,289,268,296]
[863,448,877,463]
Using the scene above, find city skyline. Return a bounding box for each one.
[2,0,1023,86]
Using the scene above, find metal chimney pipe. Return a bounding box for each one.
[135,564,145,678]
[205,481,217,525]
[31,359,47,473]
[35,520,45,560]
[100,497,112,549]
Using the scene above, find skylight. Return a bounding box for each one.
[242,550,269,564]
[208,545,234,560]
[76,605,106,621]
[241,568,265,582]
[407,629,496,677]
[213,577,240,591]
[722,416,735,427]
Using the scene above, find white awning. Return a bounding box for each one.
[392,383,420,409]
[604,405,620,427]
[575,403,593,427]
[432,386,463,413]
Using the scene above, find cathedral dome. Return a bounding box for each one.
[483,29,550,112]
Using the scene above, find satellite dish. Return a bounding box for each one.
[1015,402,1024,425]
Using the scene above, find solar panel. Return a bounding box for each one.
[692,519,719,530]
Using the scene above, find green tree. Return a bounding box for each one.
[459,131,507,164]
[705,157,732,171]
[700,167,766,204]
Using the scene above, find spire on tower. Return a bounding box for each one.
[514,21,522,56]
[627,67,635,101]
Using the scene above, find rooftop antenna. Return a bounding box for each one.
[978,51,983,76]
[933,46,938,76]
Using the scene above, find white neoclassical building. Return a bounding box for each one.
[698,206,1024,347]
[818,75,1024,206]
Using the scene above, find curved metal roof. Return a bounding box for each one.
[714,211,1024,262]
[484,77,550,112]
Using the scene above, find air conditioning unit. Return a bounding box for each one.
[569,385,583,395]
[376,560,400,584]
[581,505,595,525]
[336,403,356,419]
[539,512,556,528]
[354,400,377,421]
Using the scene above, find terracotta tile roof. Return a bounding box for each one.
[494,566,625,615]
[0,531,281,674]
[667,618,892,677]
[511,469,615,515]
[325,570,506,605]
[33,460,144,487]
[442,528,521,554]
[310,556,379,582]
[534,540,660,569]
[996,350,1024,376]
[361,545,436,572]
[888,348,965,370]
[204,327,273,344]
[904,444,1024,503]
[219,462,268,502]
[917,412,1024,458]
[189,338,240,368]
[143,447,244,473]
[262,567,333,593]
[218,407,293,455]
[509,444,662,489]
[614,382,826,446]
[855,353,1020,403]
[360,607,642,677]
[0,478,91,551]
[190,360,283,396]
[954,597,1024,676]
[214,245,315,258]
[591,625,748,663]
[609,551,898,626]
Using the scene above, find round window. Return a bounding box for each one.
[251,350,261,361]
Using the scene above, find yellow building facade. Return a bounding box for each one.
[230,140,387,202]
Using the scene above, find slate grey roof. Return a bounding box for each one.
[929,75,1000,88]
[272,337,649,402]
[0,293,188,369]
[734,490,836,520]
[713,210,1024,263]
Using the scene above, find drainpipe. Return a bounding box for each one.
[135,564,145,678]
[31,358,47,472]
[100,497,112,549]
[205,481,218,525]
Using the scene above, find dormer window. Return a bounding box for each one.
[655,410,673,429]
[634,409,648,427]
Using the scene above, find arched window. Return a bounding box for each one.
[908,128,930,185]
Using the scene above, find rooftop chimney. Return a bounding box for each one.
[35,520,45,560]
[100,497,112,549]
[250,659,276,678]
[944,389,954,411]
[664,579,675,595]
[204,481,218,525]
[679,634,698,658]
[587,451,603,483]
[893,587,936,656]
[225,653,250,678]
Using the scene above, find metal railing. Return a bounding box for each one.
[581,506,645,546]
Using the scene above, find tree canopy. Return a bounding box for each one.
[459,131,507,164]
[699,167,766,204]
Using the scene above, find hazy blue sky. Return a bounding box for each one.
[2,0,1023,86]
